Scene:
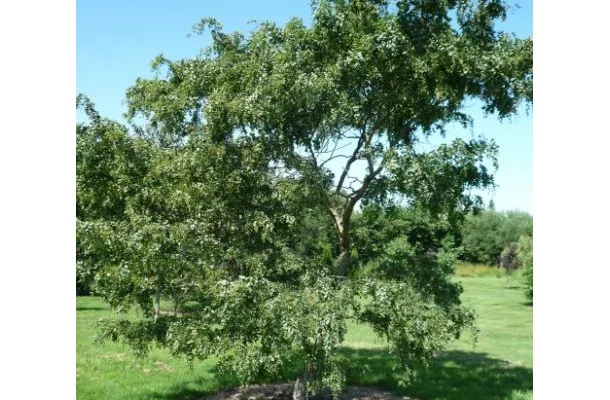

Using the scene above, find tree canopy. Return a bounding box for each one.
[77,0,532,397]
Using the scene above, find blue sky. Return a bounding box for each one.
[77,0,533,214]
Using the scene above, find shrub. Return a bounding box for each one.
[500,243,519,273]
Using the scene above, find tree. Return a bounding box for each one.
[78,0,532,398]
[125,0,531,277]
[500,242,518,284]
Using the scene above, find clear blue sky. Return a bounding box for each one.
[77,0,533,214]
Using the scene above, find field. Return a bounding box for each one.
[77,275,532,400]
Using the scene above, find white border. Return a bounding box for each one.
[535,0,610,398]
[0,0,75,398]
[4,0,610,398]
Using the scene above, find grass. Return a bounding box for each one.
[342,276,533,400]
[77,276,532,400]
[453,262,525,278]
[77,297,222,400]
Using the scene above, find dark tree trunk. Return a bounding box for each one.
[335,247,350,277]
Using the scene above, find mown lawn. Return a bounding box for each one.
[77,276,532,400]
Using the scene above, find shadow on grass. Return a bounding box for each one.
[145,383,219,400]
[342,348,532,400]
[76,306,108,311]
[142,348,531,400]
[143,360,301,400]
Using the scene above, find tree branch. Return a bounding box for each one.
[319,154,352,168]
[327,205,343,242]
[335,134,365,194]
[305,142,318,169]
[365,153,375,175]
[343,163,384,225]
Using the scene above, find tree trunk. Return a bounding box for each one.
[335,247,350,277]
[293,372,308,400]
[335,216,351,277]
[154,288,161,320]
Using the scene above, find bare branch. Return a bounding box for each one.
[316,135,331,154]
[327,138,342,155]
[319,154,352,168]
[362,126,377,174]
[342,163,385,225]
[348,175,365,184]
[335,135,365,193]
[318,141,351,156]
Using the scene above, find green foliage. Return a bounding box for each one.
[76,275,94,296]
[517,235,533,270]
[76,94,152,295]
[460,209,533,266]
[357,278,477,386]
[77,120,317,305]
[502,212,534,246]
[123,0,530,264]
[77,277,533,400]
[352,204,464,307]
[460,210,504,265]
[522,263,533,302]
[77,0,532,396]
[517,235,533,301]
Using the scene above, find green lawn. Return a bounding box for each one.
[77,277,532,400]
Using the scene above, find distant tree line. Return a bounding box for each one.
[459,208,532,266]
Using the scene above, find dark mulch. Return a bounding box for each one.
[198,383,418,400]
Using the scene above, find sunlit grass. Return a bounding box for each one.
[454,262,525,279]
[341,276,532,400]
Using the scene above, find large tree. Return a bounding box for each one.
[126,0,530,277]
[78,0,532,398]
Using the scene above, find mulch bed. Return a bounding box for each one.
[199,383,418,400]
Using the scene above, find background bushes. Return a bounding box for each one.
[460,209,533,267]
